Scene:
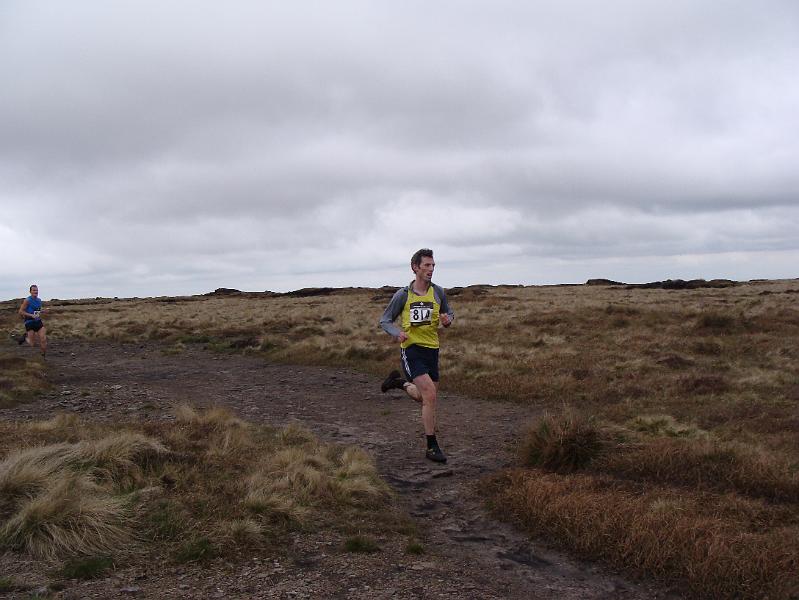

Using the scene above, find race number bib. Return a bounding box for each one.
[409,301,433,326]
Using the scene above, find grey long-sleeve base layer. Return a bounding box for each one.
[378,282,454,338]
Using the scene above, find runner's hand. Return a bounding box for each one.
[396,332,409,343]
[440,313,452,327]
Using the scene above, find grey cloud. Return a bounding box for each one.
[1,1,798,299]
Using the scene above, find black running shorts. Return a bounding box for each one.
[25,320,44,332]
[400,344,439,382]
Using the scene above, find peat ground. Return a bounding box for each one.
[0,340,679,599]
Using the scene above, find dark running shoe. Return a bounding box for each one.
[10,333,25,345]
[425,446,447,463]
[381,370,406,393]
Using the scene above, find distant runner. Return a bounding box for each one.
[379,249,454,463]
[15,284,47,358]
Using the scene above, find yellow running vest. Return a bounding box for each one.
[400,285,441,349]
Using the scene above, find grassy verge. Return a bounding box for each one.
[0,350,49,408]
[484,410,799,599]
[0,406,405,572]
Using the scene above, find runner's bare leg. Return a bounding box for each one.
[404,374,437,435]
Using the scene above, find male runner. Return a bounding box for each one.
[379,248,454,463]
[16,285,47,358]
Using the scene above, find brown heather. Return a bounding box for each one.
[509,409,799,597]
[484,470,799,599]
[2,278,798,596]
[597,436,799,502]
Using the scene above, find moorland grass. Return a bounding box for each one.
[16,280,799,596]
[0,406,401,571]
[488,410,799,598]
[485,468,799,599]
[41,283,799,453]
[0,351,50,408]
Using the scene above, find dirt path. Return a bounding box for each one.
[1,341,678,599]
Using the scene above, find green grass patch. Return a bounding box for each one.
[174,536,218,563]
[405,540,424,555]
[343,535,380,553]
[58,555,114,580]
[204,340,233,353]
[0,576,16,592]
[144,499,186,541]
[160,342,186,356]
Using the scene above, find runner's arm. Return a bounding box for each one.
[379,288,407,338]
[435,285,454,327]
[18,299,32,320]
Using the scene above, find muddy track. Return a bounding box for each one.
[1,341,678,599]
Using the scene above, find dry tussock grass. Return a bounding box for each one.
[27,413,82,433]
[2,473,131,560]
[627,414,707,438]
[171,403,254,458]
[0,407,400,569]
[73,432,169,488]
[245,428,390,524]
[0,435,159,560]
[518,410,604,473]
[222,518,263,547]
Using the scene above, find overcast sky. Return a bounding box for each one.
[1,1,797,300]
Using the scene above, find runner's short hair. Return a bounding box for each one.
[411,248,434,269]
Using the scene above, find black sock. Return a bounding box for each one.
[426,435,438,450]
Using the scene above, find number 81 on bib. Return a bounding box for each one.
[409,301,433,325]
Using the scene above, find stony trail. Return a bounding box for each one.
[1,340,678,599]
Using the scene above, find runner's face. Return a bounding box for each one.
[30,287,38,297]
[414,257,435,282]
